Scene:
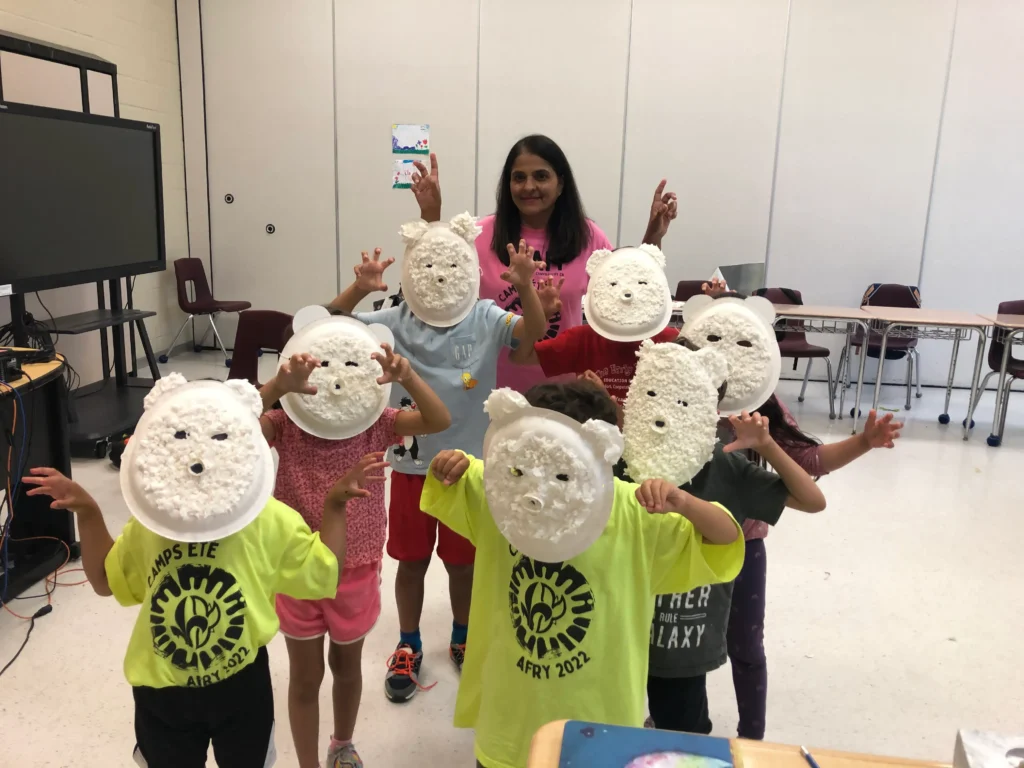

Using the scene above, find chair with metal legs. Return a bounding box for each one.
[159,258,252,367]
[980,300,1024,447]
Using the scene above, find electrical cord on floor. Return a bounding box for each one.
[0,604,52,678]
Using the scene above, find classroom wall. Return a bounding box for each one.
[0,0,191,385]
[188,0,1024,388]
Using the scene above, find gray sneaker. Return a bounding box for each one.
[384,643,433,702]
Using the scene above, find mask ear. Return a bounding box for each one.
[637,243,666,269]
[636,338,656,360]
[448,212,482,244]
[292,305,330,333]
[143,372,188,410]
[682,294,714,324]
[586,249,613,277]
[399,219,430,245]
[223,379,264,420]
[484,388,530,424]
[744,295,776,327]
[581,419,624,465]
[368,323,395,350]
[693,347,729,389]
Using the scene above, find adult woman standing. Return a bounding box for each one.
[411,134,678,392]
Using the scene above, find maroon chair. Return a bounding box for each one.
[981,300,1024,446]
[227,310,294,387]
[760,288,835,418]
[836,282,922,411]
[675,280,707,302]
[160,258,252,366]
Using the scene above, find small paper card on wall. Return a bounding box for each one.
[393,158,416,189]
[392,123,430,154]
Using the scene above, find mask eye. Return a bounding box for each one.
[345,361,359,367]
[212,433,228,441]
[556,473,570,482]
[638,280,648,285]
[450,263,457,268]
[425,263,433,269]
[678,400,688,407]
[707,335,722,343]
[511,467,523,477]
[174,430,187,440]
[736,340,753,348]
[647,390,657,397]
[610,281,618,287]
[320,360,330,367]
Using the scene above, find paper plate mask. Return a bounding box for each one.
[399,213,482,328]
[482,389,623,563]
[622,341,728,487]
[120,373,274,542]
[278,306,395,440]
[583,244,672,342]
[680,295,781,416]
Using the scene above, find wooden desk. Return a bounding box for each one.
[978,314,1024,447]
[774,305,869,321]
[1,353,66,391]
[528,721,949,768]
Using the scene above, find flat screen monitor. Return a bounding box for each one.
[0,102,165,294]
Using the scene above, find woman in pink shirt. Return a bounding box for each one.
[410,136,678,391]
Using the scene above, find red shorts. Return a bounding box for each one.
[387,471,475,566]
[276,560,381,644]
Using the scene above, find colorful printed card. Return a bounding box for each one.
[558,721,734,768]
[393,158,416,189]
[392,123,430,154]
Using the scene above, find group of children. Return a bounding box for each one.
[22,206,903,768]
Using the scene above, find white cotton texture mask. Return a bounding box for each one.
[398,213,482,328]
[583,244,672,342]
[278,306,395,440]
[622,341,728,487]
[680,295,782,416]
[482,389,623,563]
[120,373,274,542]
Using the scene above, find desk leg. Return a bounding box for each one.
[962,327,987,441]
[837,327,853,421]
[940,335,960,424]
[852,321,870,434]
[871,326,892,413]
[988,328,1021,446]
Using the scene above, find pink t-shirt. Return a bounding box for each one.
[476,214,613,393]
[263,408,400,568]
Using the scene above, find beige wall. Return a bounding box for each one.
[0,0,192,384]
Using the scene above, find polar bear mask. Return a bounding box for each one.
[482,388,623,563]
[399,213,482,328]
[622,341,729,487]
[120,373,275,542]
[583,244,672,342]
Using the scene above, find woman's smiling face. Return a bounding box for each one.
[510,152,563,218]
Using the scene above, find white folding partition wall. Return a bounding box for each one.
[188,0,1024,386]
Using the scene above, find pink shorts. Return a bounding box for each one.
[276,560,382,644]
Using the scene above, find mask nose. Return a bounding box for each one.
[331,377,345,395]
[652,417,669,434]
[522,493,545,511]
[621,289,634,301]
[189,460,205,476]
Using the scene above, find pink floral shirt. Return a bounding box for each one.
[264,408,400,568]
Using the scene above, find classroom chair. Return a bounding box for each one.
[836,283,922,412]
[674,280,706,302]
[227,309,294,387]
[758,287,835,418]
[980,300,1024,447]
[160,258,252,366]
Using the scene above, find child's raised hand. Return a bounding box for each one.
[372,343,411,385]
[723,411,772,453]
[277,353,319,395]
[578,370,609,396]
[646,179,679,243]
[636,478,686,514]
[21,468,98,513]
[431,450,470,486]
[327,452,389,505]
[501,240,544,288]
[353,248,395,293]
[537,276,565,320]
[410,152,442,221]
[702,277,728,298]
[862,410,902,449]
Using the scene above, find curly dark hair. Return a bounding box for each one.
[525,380,619,427]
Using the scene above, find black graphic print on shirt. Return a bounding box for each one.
[147,541,251,688]
[393,397,424,466]
[495,256,563,340]
[508,547,594,680]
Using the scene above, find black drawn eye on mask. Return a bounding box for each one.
[320,360,330,367]
[345,361,359,367]
[736,340,753,348]
[556,473,569,482]
[174,430,188,440]
[212,433,228,441]
[647,390,657,397]
[707,335,722,343]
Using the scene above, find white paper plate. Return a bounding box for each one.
[400,225,480,328]
[582,246,673,342]
[583,290,673,342]
[121,380,274,543]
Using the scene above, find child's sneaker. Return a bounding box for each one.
[384,643,434,702]
[327,742,363,768]
[449,642,466,672]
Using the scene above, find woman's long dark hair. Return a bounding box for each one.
[491,135,590,268]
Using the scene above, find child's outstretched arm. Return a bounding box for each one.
[636,478,739,545]
[372,343,451,436]
[329,248,395,313]
[320,452,389,580]
[818,410,902,473]
[505,240,549,363]
[725,411,827,513]
[22,468,114,596]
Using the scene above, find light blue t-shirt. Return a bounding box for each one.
[355,299,520,475]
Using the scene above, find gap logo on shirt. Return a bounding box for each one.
[508,545,595,681]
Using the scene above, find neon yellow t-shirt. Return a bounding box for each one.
[421,457,744,768]
[104,498,339,689]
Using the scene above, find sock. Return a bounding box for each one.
[330,737,352,752]
[399,628,422,653]
[451,620,468,646]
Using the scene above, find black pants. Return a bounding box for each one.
[647,674,712,734]
[132,646,275,768]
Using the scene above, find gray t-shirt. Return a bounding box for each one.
[637,444,789,678]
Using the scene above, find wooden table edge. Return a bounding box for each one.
[980,314,1024,330]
